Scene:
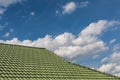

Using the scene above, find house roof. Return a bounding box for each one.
[0,43,120,80]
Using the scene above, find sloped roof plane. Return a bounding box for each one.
[0,43,120,80]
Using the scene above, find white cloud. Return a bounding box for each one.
[99,33,120,77]
[98,63,116,73]
[111,52,120,63]
[1,20,119,61]
[9,38,21,44]
[61,1,89,15]
[73,20,108,46]
[62,2,77,14]
[79,20,120,37]
[99,52,120,77]
[110,39,116,44]
[55,40,108,60]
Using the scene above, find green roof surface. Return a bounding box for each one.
[0,43,120,80]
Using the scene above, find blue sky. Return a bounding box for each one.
[0,0,120,76]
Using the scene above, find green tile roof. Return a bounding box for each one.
[0,43,120,80]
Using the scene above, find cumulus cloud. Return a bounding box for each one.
[57,1,89,15]
[0,38,20,45]
[1,20,120,62]
[111,52,120,63]
[98,63,116,73]
[99,40,120,76]
[99,52,120,77]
